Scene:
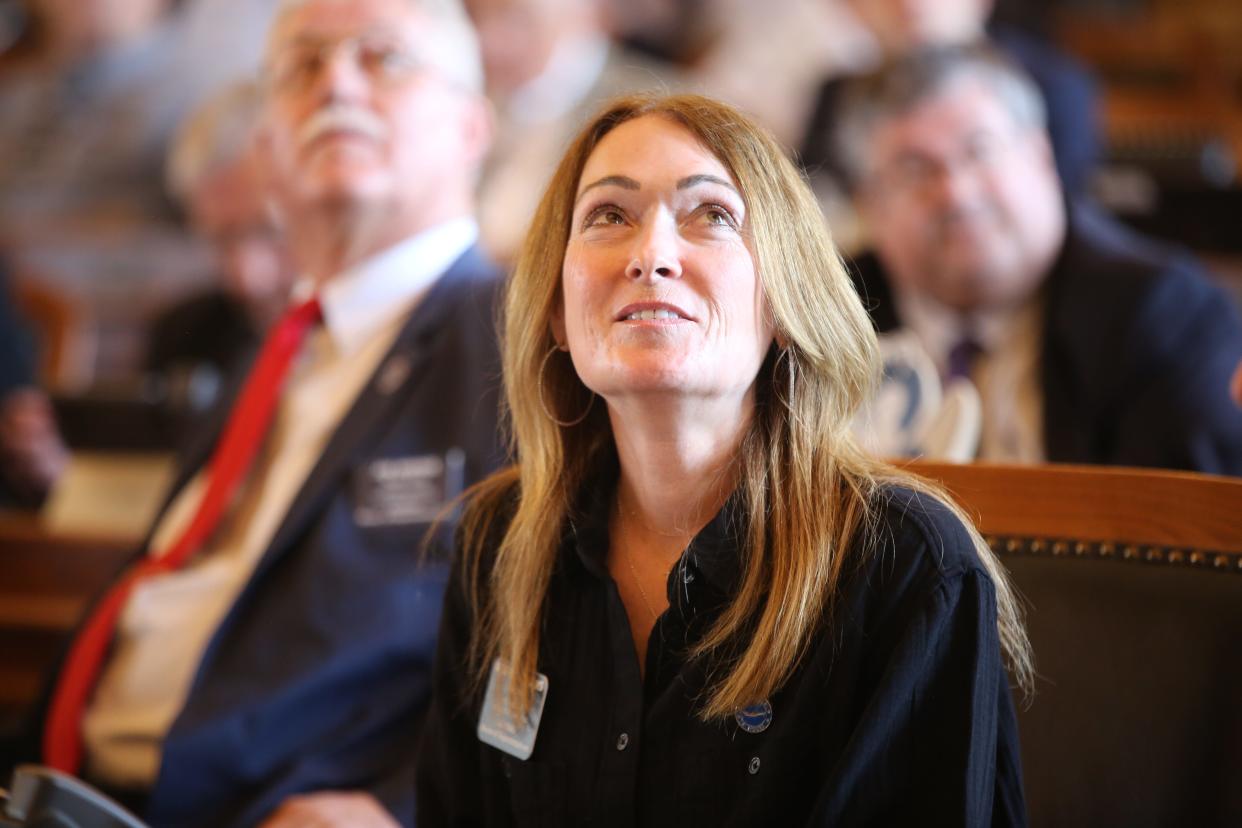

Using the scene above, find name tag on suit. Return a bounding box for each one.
[351,447,465,527]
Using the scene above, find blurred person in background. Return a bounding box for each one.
[800,0,1098,197]
[0,259,67,505]
[0,0,182,241]
[597,0,706,65]
[148,79,297,391]
[691,0,874,149]
[3,0,504,825]
[786,0,1097,256]
[465,0,676,261]
[0,0,277,382]
[836,45,1242,474]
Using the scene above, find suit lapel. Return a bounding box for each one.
[247,249,483,580]
[1040,206,1099,463]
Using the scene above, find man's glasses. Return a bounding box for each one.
[267,35,423,94]
[867,129,1021,202]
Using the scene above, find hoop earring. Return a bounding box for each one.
[538,345,595,427]
[778,347,797,411]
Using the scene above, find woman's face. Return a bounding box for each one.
[554,115,773,410]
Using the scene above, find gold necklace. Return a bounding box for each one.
[621,538,661,623]
[614,488,694,623]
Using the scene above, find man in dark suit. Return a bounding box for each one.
[834,45,1242,475]
[4,1,503,825]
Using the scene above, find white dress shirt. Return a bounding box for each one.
[82,219,478,788]
[894,287,1047,463]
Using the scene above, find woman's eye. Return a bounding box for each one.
[583,206,626,228]
[700,204,738,229]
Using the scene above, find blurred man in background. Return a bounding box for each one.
[0,0,277,382]
[148,80,297,389]
[791,0,1097,257]
[836,45,1242,474]
[4,1,504,826]
[692,0,872,150]
[464,0,674,260]
[825,0,1099,195]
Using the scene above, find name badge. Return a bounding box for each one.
[351,448,465,527]
[477,658,549,761]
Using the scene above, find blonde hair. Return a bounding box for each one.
[462,93,1032,720]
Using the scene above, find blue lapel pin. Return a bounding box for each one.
[376,353,412,395]
[735,700,773,734]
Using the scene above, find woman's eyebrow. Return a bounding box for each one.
[572,173,740,206]
[574,175,640,205]
[677,174,739,194]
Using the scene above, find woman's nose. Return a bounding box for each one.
[626,215,682,282]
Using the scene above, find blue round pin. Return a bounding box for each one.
[735,700,773,734]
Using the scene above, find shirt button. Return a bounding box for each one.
[748,756,761,775]
[616,732,630,751]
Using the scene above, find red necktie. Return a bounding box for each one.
[43,296,322,774]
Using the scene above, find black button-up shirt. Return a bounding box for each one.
[417,479,1026,827]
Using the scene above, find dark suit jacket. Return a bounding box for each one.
[5,245,508,827]
[849,204,1242,475]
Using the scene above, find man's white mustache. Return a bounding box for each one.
[297,106,389,149]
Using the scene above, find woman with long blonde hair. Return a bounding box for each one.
[417,92,1032,826]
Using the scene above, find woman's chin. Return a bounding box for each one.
[584,356,696,397]
[597,375,746,411]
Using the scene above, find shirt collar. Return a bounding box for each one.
[680,494,747,597]
[292,217,478,357]
[893,286,1039,378]
[567,455,747,599]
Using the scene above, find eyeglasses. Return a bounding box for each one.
[266,34,424,94]
[867,129,1022,202]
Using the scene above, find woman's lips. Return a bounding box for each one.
[615,302,694,323]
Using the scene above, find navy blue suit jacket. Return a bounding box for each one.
[849,204,1242,475]
[7,245,507,827]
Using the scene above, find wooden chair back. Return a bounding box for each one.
[912,462,1242,827]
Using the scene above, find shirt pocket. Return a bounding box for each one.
[506,758,569,828]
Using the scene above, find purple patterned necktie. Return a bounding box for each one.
[947,337,983,381]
